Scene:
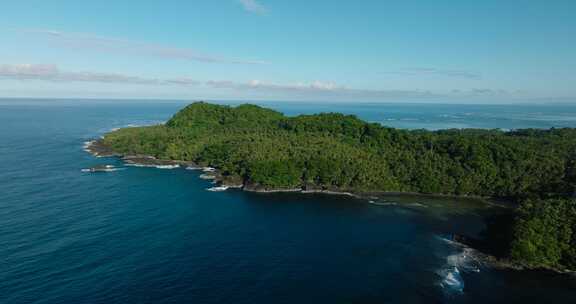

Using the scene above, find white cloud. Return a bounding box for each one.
[205,79,519,99]
[238,0,268,15]
[0,64,516,100]
[18,29,268,65]
[383,67,482,80]
[207,79,437,98]
[0,64,191,85]
[242,80,343,91]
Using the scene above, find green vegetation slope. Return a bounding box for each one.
[102,102,576,270]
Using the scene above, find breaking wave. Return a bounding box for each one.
[367,200,397,206]
[124,163,180,169]
[436,236,482,297]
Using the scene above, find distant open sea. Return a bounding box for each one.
[1,99,575,304]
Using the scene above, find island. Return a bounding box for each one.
[87,102,576,273]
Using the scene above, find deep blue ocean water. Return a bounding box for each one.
[1,99,576,304]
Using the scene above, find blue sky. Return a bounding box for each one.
[0,0,575,102]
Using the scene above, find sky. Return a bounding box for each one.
[0,0,575,103]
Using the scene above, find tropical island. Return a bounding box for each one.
[90,102,576,272]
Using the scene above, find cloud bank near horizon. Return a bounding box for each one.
[382,68,482,80]
[0,63,519,100]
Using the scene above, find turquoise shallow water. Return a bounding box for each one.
[1,100,575,303]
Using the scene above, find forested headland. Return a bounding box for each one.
[100,102,576,271]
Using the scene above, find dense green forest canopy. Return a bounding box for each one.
[103,102,576,199]
[102,102,576,270]
[510,198,576,270]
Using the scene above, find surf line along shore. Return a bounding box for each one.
[83,138,365,197]
[83,138,521,206]
[84,138,576,275]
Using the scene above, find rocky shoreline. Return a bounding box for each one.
[85,139,515,207]
[84,138,574,275]
[85,139,364,197]
[84,139,515,204]
[83,139,508,202]
[450,234,576,275]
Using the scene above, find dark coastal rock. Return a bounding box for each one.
[220,175,244,188]
[242,182,301,193]
[84,140,119,157]
[449,234,576,274]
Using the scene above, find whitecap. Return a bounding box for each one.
[439,266,464,294]
[82,140,95,151]
[206,186,229,192]
[436,237,483,297]
[367,200,397,206]
[124,163,179,169]
[155,164,180,169]
[81,165,124,173]
[125,163,153,167]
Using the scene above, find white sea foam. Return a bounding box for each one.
[82,140,95,151]
[367,200,397,206]
[436,236,483,296]
[439,266,464,293]
[125,163,153,167]
[103,120,166,134]
[155,164,180,169]
[81,166,123,173]
[207,186,229,192]
[439,114,461,119]
[125,163,179,169]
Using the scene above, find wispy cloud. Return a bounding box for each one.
[0,64,199,85]
[0,65,344,92]
[205,79,504,99]
[383,67,482,80]
[18,29,268,65]
[238,0,268,15]
[208,79,343,92]
[0,64,512,99]
[207,79,519,99]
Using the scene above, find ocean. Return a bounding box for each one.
[1,99,575,303]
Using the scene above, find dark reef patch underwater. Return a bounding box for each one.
[1,100,575,303]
